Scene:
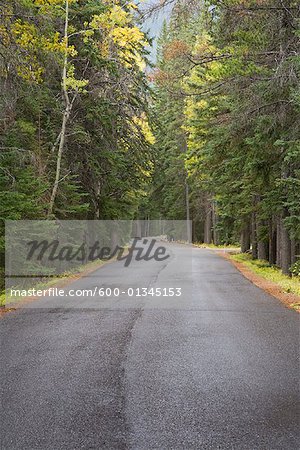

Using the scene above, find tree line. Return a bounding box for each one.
[0,0,299,291]
[148,0,300,275]
[0,0,154,290]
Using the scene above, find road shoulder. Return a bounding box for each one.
[218,251,300,312]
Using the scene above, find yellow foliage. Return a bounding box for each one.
[132,115,155,145]
[5,0,146,82]
[0,24,10,46]
[10,17,78,82]
[89,3,146,68]
[65,65,88,92]
[34,0,77,6]
[90,6,128,31]
[111,26,145,48]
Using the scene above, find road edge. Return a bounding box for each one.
[0,257,118,317]
[217,251,300,312]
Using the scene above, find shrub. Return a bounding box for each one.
[290,260,300,277]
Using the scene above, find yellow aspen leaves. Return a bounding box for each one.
[5,0,147,81]
[89,4,147,68]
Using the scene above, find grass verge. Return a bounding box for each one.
[230,253,300,311]
[0,292,5,307]
[194,242,240,250]
[0,258,107,309]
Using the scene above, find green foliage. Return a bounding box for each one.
[290,260,300,278]
[0,0,153,292]
[0,0,152,220]
[150,0,300,260]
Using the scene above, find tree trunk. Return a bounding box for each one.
[268,218,277,265]
[48,0,70,217]
[281,211,291,275]
[258,240,268,260]
[280,150,292,274]
[48,108,70,217]
[212,201,219,245]
[291,238,296,266]
[204,200,212,244]
[241,221,251,253]
[251,210,258,259]
[257,219,268,260]
[185,181,192,243]
[134,220,142,239]
[276,217,281,267]
[110,228,119,252]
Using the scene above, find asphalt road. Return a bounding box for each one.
[1,244,299,449]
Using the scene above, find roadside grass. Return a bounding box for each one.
[0,258,106,308]
[230,253,300,308]
[0,292,5,307]
[194,242,240,250]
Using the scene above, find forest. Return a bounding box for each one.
[1,0,300,292]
